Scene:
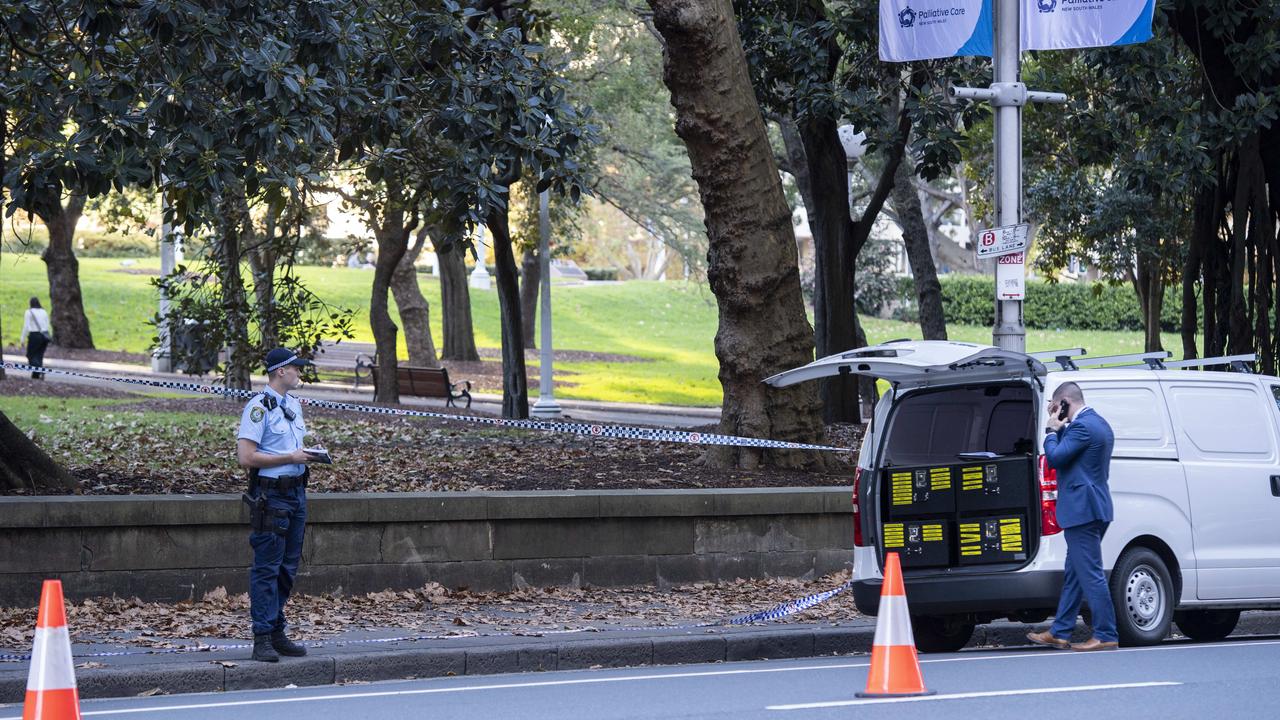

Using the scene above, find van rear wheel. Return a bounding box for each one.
[1110,547,1174,646]
[910,614,975,653]
[1174,609,1240,642]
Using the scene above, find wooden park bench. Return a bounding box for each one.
[356,354,473,408]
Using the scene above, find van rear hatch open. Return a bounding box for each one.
[874,382,1041,574]
[765,341,1048,576]
[763,340,1046,389]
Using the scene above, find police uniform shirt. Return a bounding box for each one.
[237,386,307,478]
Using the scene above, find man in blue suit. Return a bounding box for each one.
[1027,381,1118,651]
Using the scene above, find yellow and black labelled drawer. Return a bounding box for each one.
[956,514,1028,565]
[885,465,955,518]
[955,457,1032,513]
[882,519,951,568]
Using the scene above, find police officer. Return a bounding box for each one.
[236,348,319,662]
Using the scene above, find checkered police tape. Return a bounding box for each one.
[717,580,853,625]
[1,361,850,452]
[0,579,854,662]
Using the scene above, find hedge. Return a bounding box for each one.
[584,267,619,281]
[3,228,155,258]
[894,275,1191,333]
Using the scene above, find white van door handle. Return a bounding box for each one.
[1272,476,1280,497]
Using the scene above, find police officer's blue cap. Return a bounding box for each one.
[264,348,311,373]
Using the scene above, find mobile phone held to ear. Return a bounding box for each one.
[1057,402,1069,421]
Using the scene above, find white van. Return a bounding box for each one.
[767,340,1280,651]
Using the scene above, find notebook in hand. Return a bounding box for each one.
[304,447,333,464]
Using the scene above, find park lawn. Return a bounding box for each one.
[1,255,1192,406]
[0,256,724,405]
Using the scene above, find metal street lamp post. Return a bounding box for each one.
[949,0,1066,352]
[530,188,562,419]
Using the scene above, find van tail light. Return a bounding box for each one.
[852,466,865,546]
[1039,455,1062,536]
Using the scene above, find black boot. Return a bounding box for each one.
[271,629,307,657]
[252,633,280,663]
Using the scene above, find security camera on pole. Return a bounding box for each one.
[877,0,1155,352]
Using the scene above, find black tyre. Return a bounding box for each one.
[1110,547,1174,646]
[1174,609,1240,642]
[911,614,975,653]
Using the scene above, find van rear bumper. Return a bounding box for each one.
[854,569,1064,617]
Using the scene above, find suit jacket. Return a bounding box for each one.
[1044,407,1115,528]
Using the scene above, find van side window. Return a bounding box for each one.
[1168,384,1275,459]
[1080,386,1165,441]
[1273,385,1280,412]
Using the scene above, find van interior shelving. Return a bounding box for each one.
[876,382,1038,573]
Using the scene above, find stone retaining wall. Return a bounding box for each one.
[0,488,854,606]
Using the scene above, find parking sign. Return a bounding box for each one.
[975,224,1031,258]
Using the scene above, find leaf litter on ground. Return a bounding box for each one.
[1,378,860,495]
[0,571,861,649]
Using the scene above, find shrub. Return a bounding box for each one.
[584,267,618,281]
[893,275,1190,332]
[76,231,156,258]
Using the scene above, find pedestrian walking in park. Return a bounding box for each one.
[236,347,322,662]
[1027,381,1119,651]
[21,297,51,379]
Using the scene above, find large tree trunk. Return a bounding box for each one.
[370,210,410,403]
[520,246,539,349]
[39,193,93,348]
[436,239,480,362]
[487,206,529,418]
[215,184,254,389]
[780,116,861,423]
[1130,258,1165,354]
[0,411,76,491]
[1173,6,1280,375]
[649,0,827,469]
[0,88,6,381]
[1181,179,1214,360]
[390,227,439,367]
[247,201,279,351]
[892,152,947,341]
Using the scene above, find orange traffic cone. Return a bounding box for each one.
[856,552,934,698]
[23,580,81,720]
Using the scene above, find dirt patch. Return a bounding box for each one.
[0,375,144,399]
[0,379,860,495]
[4,345,151,365]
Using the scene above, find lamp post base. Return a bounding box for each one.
[531,397,562,419]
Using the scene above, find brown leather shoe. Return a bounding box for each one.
[1070,638,1119,652]
[1026,630,1070,649]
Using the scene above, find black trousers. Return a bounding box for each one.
[26,331,48,379]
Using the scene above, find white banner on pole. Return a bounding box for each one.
[1021,0,1154,51]
[879,0,1153,61]
[879,0,992,62]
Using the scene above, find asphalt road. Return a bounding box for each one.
[7,635,1279,720]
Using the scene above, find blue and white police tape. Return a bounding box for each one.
[717,580,854,625]
[0,361,851,453]
[0,579,854,662]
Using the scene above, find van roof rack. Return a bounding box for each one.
[1114,353,1258,373]
[1028,348,1087,370]
[1041,350,1170,371]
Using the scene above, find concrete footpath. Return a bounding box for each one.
[3,613,1278,702]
